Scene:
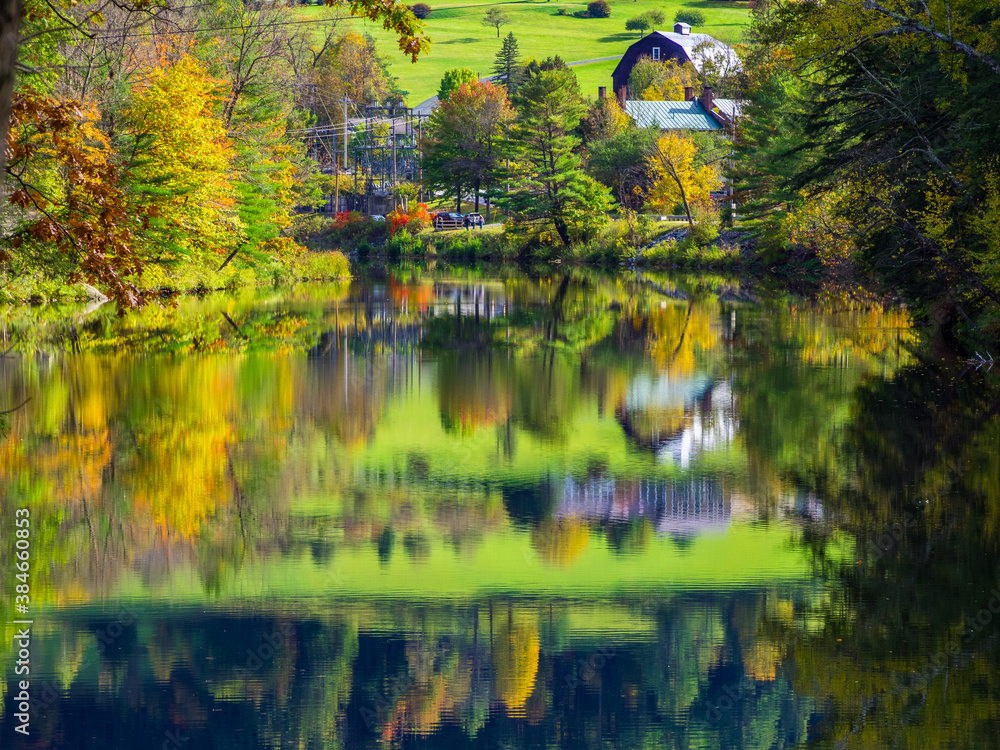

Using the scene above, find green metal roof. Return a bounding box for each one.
[624,100,722,131]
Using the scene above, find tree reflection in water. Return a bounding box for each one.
[2,266,997,748]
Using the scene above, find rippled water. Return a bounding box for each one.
[1,265,998,748]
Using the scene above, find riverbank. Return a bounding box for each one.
[293,213,762,272]
[0,247,352,307]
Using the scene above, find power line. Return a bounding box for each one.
[86,12,352,41]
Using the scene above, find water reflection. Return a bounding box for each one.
[2,265,997,748]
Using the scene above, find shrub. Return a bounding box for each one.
[410,2,431,18]
[587,0,611,17]
[387,202,431,238]
[385,229,421,257]
[295,251,352,279]
[674,9,705,26]
[556,6,569,14]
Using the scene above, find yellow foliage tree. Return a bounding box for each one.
[641,65,699,101]
[493,615,540,714]
[122,55,242,259]
[645,132,719,227]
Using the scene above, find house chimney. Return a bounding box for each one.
[684,86,694,101]
[617,86,627,106]
[598,86,606,100]
[700,85,714,111]
[673,22,691,35]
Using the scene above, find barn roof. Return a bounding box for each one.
[624,100,723,131]
[712,98,743,121]
[611,30,741,83]
[649,30,741,73]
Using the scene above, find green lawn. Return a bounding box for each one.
[300,0,750,106]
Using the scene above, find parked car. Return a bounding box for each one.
[369,214,385,222]
[463,213,485,229]
[433,212,465,230]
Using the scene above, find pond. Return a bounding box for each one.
[1,264,999,748]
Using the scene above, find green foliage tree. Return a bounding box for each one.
[626,9,665,38]
[481,6,512,38]
[625,14,652,38]
[438,67,478,101]
[674,9,705,26]
[492,32,522,97]
[587,127,658,208]
[505,59,589,244]
[742,0,1000,335]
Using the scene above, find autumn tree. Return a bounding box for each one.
[437,67,477,102]
[318,32,406,111]
[119,56,241,259]
[3,91,152,308]
[580,95,631,144]
[645,132,719,227]
[421,80,514,216]
[744,0,1000,334]
[627,57,698,100]
[481,7,511,38]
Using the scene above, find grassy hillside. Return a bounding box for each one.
[301,0,750,105]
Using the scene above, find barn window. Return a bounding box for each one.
[652,47,661,60]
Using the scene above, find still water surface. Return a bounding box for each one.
[1,265,998,748]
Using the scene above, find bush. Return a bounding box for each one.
[587,0,611,17]
[410,2,431,18]
[295,251,352,279]
[674,9,706,26]
[385,229,421,257]
[556,6,569,14]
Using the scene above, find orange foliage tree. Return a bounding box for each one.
[3,90,153,309]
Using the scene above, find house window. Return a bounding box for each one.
[652,47,660,60]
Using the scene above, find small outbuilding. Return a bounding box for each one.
[611,24,740,101]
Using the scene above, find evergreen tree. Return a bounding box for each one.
[492,32,522,97]
[505,59,588,245]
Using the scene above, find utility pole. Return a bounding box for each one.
[342,94,348,169]
[391,106,398,211]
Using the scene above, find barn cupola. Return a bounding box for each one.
[673,22,691,35]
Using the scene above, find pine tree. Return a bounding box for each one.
[504,59,588,245]
[492,32,522,97]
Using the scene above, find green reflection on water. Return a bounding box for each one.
[3,266,998,748]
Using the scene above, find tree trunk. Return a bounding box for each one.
[0,0,21,192]
[456,177,462,213]
[553,216,571,245]
[474,179,480,213]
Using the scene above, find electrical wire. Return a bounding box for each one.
[86,12,353,41]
